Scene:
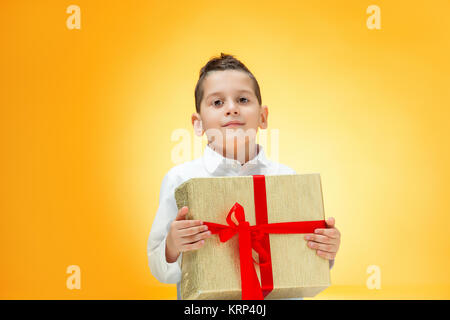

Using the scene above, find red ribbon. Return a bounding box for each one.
[203,175,326,300]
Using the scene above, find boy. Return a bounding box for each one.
[147,53,341,300]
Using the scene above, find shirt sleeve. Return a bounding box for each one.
[147,170,183,284]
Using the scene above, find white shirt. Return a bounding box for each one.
[147,143,334,300]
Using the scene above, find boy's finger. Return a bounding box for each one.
[314,227,339,239]
[325,217,335,228]
[181,230,212,244]
[316,250,335,260]
[180,239,206,252]
[179,224,209,237]
[175,206,189,221]
[304,233,335,244]
[307,241,337,253]
[174,219,203,230]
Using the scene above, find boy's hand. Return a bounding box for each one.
[304,217,340,261]
[165,206,211,263]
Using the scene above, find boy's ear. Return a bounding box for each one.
[259,105,269,129]
[192,112,204,137]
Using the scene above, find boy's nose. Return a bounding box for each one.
[225,101,240,115]
[226,109,239,115]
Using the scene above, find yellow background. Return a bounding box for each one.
[1,0,449,299]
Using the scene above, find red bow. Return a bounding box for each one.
[203,176,326,300]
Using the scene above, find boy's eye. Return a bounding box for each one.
[212,97,248,106]
[213,99,223,107]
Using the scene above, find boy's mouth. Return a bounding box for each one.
[222,121,245,127]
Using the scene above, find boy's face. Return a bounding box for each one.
[192,70,268,153]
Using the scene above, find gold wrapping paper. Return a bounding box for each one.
[174,174,331,300]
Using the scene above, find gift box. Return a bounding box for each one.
[174,174,331,300]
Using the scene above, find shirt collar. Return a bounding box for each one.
[202,143,270,175]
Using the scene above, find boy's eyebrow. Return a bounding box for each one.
[205,89,254,100]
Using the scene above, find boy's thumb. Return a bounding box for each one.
[175,206,189,221]
[326,217,335,228]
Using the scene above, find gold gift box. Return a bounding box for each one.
[174,174,331,300]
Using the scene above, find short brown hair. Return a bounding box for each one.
[194,53,262,113]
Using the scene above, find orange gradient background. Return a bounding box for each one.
[1,0,449,299]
